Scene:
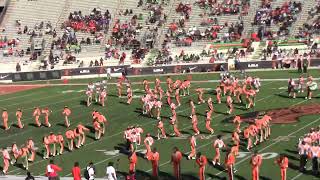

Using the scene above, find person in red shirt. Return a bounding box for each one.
[46,159,62,179]
[148,148,160,178]
[26,139,35,162]
[251,151,262,180]
[157,119,167,139]
[97,113,108,136]
[1,147,10,174]
[126,84,133,104]
[56,133,64,155]
[43,135,50,159]
[196,152,208,180]
[2,109,9,130]
[62,106,72,127]
[41,107,52,127]
[72,161,81,180]
[225,148,236,180]
[167,76,173,93]
[275,154,289,180]
[65,129,75,151]
[171,147,182,180]
[16,108,24,129]
[128,150,137,180]
[33,107,41,127]
[93,119,102,140]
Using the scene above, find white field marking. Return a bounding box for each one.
[133,89,142,92]
[215,116,320,176]
[96,149,146,156]
[277,86,288,90]
[12,81,277,175]
[61,90,86,93]
[290,166,312,180]
[237,152,278,160]
[272,135,296,142]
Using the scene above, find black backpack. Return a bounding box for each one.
[83,167,91,179]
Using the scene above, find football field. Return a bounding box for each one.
[0,69,320,180]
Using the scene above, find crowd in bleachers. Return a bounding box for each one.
[195,0,250,16]
[298,1,320,39]
[252,0,302,40]
[3,0,320,72]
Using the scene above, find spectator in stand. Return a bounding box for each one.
[16,63,21,72]
[72,162,81,180]
[45,159,62,180]
[253,0,302,40]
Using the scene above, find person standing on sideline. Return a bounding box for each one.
[309,142,319,175]
[45,159,62,180]
[106,162,117,180]
[298,141,309,172]
[72,162,81,180]
[128,150,137,180]
[196,152,208,180]
[250,151,262,180]
[171,147,182,180]
[85,162,95,180]
[149,147,160,178]
[274,154,288,180]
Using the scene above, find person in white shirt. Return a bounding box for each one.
[86,162,95,180]
[106,162,117,180]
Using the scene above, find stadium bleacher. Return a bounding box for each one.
[0,0,318,73]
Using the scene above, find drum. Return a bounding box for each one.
[309,82,318,91]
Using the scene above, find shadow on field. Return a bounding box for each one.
[85,125,94,133]
[285,149,298,154]
[36,151,43,158]
[79,100,87,106]
[283,153,299,161]
[207,174,226,180]
[180,130,191,135]
[288,161,300,171]
[234,175,247,180]
[28,123,39,128]
[114,143,132,156]
[116,170,181,180]
[56,123,65,127]
[260,176,272,180]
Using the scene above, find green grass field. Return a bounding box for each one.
[1,69,320,180]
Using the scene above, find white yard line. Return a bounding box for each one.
[290,166,312,180]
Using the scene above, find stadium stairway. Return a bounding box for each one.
[291,0,316,36]
[0,0,67,52]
